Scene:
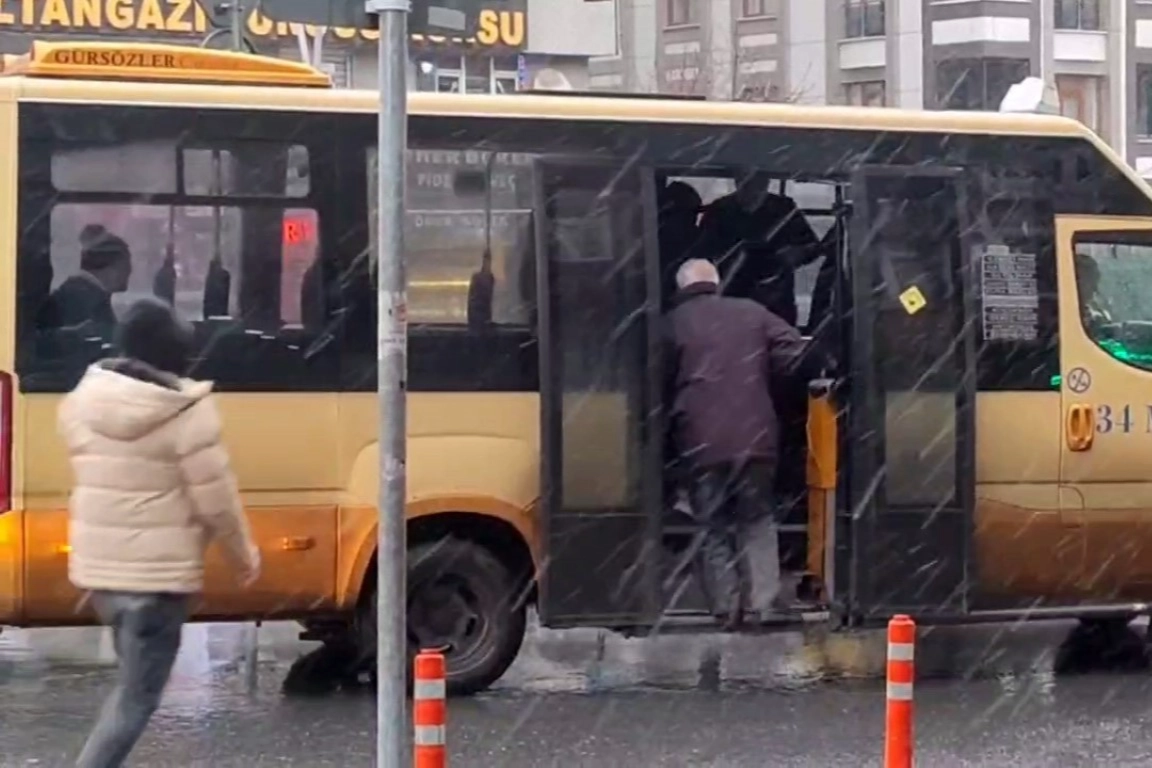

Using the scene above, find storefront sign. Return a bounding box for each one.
[474,9,521,46]
[0,0,525,47]
[408,149,533,210]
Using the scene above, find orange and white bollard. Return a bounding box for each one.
[885,615,915,768]
[413,649,447,768]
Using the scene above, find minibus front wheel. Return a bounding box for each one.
[357,537,528,696]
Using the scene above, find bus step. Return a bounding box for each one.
[635,609,831,637]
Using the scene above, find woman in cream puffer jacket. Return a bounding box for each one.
[60,357,260,593]
[59,339,260,594]
[59,297,259,768]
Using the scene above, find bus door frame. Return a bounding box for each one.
[836,164,979,624]
[532,156,665,630]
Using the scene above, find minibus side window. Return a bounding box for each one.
[339,145,538,392]
[15,103,337,393]
[375,147,537,328]
[1074,233,1152,368]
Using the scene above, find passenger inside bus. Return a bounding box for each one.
[1076,251,1113,329]
[656,181,703,305]
[467,249,496,331]
[40,224,133,335]
[694,170,821,325]
[657,171,841,616]
[299,254,327,334]
[203,255,233,320]
[153,251,176,306]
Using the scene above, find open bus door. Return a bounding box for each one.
[837,166,978,623]
[533,159,664,629]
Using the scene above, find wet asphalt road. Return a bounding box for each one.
[3,619,1152,766]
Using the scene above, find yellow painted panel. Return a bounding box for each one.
[1056,215,1152,596]
[17,390,342,624]
[20,392,341,501]
[21,506,77,622]
[975,392,1061,485]
[338,392,539,510]
[197,505,337,618]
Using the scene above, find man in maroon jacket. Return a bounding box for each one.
[665,259,817,630]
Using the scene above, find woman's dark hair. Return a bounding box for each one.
[114,297,195,376]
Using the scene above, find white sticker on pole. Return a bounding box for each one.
[384,456,405,483]
[378,290,408,360]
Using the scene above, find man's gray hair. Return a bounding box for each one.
[676,258,720,289]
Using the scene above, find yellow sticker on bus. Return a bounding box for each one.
[898,285,927,315]
[0,40,332,87]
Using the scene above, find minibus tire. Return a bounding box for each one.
[359,538,527,696]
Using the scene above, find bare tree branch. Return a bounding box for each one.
[591,45,816,103]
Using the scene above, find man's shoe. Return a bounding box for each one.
[716,611,744,632]
[770,595,799,613]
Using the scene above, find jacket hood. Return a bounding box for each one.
[62,359,214,441]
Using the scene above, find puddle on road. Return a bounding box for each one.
[0,617,1142,698]
[488,618,1120,696]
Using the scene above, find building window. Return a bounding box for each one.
[495,72,519,93]
[1074,233,1152,370]
[436,69,463,92]
[1138,66,1152,137]
[667,0,695,26]
[413,55,519,95]
[1055,0,1100,31]
[1055,74,1102,133]
[935,57,1029,111]
[845,0,885,38]
[492,55,519,94]
[845,80,886,106]
[742,0,766,17]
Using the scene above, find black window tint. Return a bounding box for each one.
[972,180,1059,390]
[17,104,338,393]
[182,144,311,198]
[52,140,308,198]
[51,140,177,194]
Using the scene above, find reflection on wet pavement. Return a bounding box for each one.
[2,618,1152,766]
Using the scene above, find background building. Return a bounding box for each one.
[590,0,1152,174]
[0,0,616,93]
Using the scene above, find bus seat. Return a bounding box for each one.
[299,256,325,332]
[204,258,232,318]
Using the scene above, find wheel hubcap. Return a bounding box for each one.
[408,576,488,659]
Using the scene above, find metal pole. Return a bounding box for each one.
[364,0,410,766]
[229,0,243,51]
